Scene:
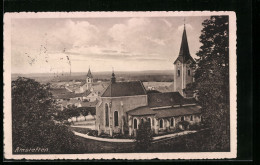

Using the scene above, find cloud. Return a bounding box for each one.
[144,36,165,46]
[11,17,208,73]
[161,19,172,27]
[107,17,173,55]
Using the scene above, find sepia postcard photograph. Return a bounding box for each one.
[4,11,237,160]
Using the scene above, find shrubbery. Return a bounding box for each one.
[135,121,153,152]
[12,77,83,154]
[178,121,190,130]
[189,123,203,130]
[87,130,98,137]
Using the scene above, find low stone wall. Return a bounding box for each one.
[73,130,198,143]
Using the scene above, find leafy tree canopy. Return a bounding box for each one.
[12,77,81,153]
[189,16,230,151]
[188,16,230,150]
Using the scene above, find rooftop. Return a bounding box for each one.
[127,105,201,118]
[148,92,184,108]
[101,81,147,97]
[51,88,86,99]
[81,100,98,107]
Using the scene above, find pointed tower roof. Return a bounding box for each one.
[174,25,195,64]
[86,68,93,78]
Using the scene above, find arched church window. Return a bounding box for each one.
[105,103,109,126]
[159,119,163,128]
[188,69,191,76]
[134,119,137,129]
[177,70,180,77]
[170,117,175,127]
[114,111,119,126]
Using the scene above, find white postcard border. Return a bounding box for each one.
[4,11,237,160]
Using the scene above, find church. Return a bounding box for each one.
[95,25,202,136]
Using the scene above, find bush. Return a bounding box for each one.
[178,121,190,130]
[189,123,202,130]
[87,130,98,137]
[12,77,82,154]
[135,121,153,152]
[112,133,133,139]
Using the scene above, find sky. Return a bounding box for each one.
[11,16,209,74]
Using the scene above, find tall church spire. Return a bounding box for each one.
[87,67,93,78]
[179,24,190,59]
[174,23,194,64]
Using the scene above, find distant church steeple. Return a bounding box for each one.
[111,68,116,83]
[86,67,93,90]
[173,22,196,97]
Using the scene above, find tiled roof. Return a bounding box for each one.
[148,92,184,108]
[101,81,146,97]
[127,106,156,116]
[83,90,92,97]
[92,83,109,94]
[51,88,72,99]
[127,105,201,118]
[81,100,98,107]
[51,88,85,99]
[155,105,201,118]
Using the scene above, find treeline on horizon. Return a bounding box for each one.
[12,71,174,83]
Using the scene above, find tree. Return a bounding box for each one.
[12,77,82,153]
[189,16,230,151]
[135,121,153,152]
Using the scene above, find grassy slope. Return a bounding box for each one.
[69,129,229,153]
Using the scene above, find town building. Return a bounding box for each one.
[95,25,201,136]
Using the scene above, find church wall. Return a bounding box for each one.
[185,63,194,87]
[96,95,148,135]
[153,114,201,134]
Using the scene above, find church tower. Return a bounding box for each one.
[173,24,196,97]
[111,69,116,83]
[86,68,93,90]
